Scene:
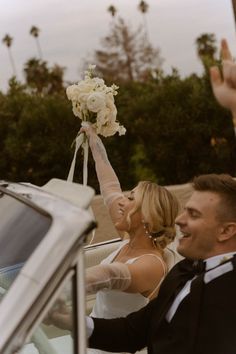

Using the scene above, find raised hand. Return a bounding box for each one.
[210,39,236,121]
[79,122,97,145]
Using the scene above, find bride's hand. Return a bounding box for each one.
[79,123,98,147]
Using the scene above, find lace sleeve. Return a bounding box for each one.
[88,132,123,208]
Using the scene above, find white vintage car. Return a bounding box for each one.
[0,178,185,354]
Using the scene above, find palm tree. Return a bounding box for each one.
[107,5,117,18]
[196,33,217,71]
[196,33,217,59]
[138,0,149,38]
[2,34,17,76]
[30,26,43,59]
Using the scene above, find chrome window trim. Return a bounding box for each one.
[84,237,122,251]
[76,247,87,354]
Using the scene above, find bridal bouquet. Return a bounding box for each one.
[66,65,126,137]
[66,65,126,184]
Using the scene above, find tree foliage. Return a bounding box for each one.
[0,79,81,185]
[24,58,65,95]
[92,17,163,83]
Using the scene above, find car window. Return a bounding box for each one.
[19,274,75,354]
[0,193,52,302]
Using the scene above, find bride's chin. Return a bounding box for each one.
[115,221,127,232]
[115,224,122,231]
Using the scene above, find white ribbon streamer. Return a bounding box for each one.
[83,138,89,186]
[67,133,84,183]
[67,123,96,245]
[67,121,91,184]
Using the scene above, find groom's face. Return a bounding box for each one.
[175,191,223,260]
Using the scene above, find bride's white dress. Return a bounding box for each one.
[88,240,166,354]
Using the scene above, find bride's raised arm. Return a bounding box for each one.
[81,125,125,229]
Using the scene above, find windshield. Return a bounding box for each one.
[0,191,52,302]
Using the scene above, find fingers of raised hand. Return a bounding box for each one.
[221,38,233,61]
[222,60,236,88]
[210,66,222,87]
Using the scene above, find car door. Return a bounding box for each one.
[0,181,96,354]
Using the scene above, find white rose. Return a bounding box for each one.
[97,105,117,126]
[78,92,90,104]
[105,93,115,109]
[107,106,117,123]
[92,77,105,88]
[96,108,109,125]
[66,85,81,101]
[97,121,120,137]
[87,92,106,113]
[77,79,96,94]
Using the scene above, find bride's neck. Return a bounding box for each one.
[128,233,154,250]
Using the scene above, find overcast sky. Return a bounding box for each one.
[0,0,235,92]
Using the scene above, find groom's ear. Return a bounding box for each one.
[218,222,236,242]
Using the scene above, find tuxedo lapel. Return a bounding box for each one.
[152,259,197,327]
[185,273,205,352]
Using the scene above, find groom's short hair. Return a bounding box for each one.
[192,174,236,222]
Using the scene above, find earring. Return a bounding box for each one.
[142,219,152,239]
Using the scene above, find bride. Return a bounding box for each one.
[48,125,179,354]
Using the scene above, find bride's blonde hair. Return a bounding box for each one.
[126,181,179,251]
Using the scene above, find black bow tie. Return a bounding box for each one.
[178,259,206,278]
[192,260,206,274]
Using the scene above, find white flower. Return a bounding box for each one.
[105,93,115,108]
[118,125,126,136]
[110,84,119,95]
[66,85,81,101]
[89,64,96,71]
[97,105,117,126]
[92,77,105,87]
[96,121,120,137]
[77,80,96,94]
[84,64,96,79]
[96,108,110,124]
[87,92,106,113]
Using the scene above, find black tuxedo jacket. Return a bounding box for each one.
[89,255,236,354]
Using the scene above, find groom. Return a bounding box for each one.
[87,39,236,354]
[89,173,236,354]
